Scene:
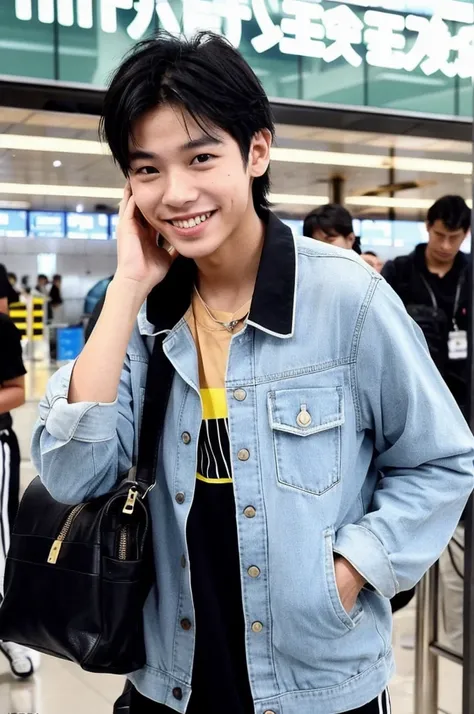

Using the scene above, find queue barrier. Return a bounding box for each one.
[9,297,45,342]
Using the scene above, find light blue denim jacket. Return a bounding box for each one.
[32,214,474,714]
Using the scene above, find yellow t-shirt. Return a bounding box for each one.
[186,291,251,484]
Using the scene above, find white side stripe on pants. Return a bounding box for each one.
[377,690,391,714]
[0,433,11,596]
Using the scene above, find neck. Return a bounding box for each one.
[195,208,265,312]
[425,245,454,278]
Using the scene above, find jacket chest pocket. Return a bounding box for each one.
[267,386,344,496]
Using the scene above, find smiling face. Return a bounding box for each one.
[127,104,271,260]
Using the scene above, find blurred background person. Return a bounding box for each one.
[382,195,470,414]
[361,251,384,273]
[382,195,471,642]
[34,274,49,298]
[49,275,63,323]
[303,204,360,252]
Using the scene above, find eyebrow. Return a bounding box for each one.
[129,136,222,163]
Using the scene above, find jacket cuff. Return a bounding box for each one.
[40,361,118,443]
[333,523,399,599]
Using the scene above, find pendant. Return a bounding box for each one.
[222,320,240,332]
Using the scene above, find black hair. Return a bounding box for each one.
[53,274,62,281]
[362,251,378,257]
[427,195,471,233]
[100,31,275,217]
[37,274,48,281]
[303,204,354,240]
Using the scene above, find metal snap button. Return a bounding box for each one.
[238,448,250,461]
[251,621,263,633]
[181,431,191,444]
[296,404,312,428]
[233,388,247,401]
[172,687,183,701]
[244,506,256,518]
[248,566,261,578]
[175,492,185,504]
[180,618,192,631]
[264,710,277,714]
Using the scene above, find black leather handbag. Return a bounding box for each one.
[0,335,173,674]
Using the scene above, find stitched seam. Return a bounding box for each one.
[350,277,380,431]
[227,357,352,388]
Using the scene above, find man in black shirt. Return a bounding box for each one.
[382,195,470,647]
[382,195,470,415]
[0,313,40,677]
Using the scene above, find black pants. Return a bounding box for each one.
[0,428,20,581]
[114,681,391,714]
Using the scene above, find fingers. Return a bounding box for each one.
[118,181,132,219]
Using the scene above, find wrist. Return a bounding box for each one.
[109,273,150,303]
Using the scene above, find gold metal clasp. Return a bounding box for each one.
[48,539,62,565]
[122,488,138,515]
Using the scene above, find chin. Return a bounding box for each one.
[169,234,228,260]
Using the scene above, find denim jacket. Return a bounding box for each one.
[32,213,474,714]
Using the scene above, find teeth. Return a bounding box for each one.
[171,211,213,229]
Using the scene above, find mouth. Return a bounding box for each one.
[165,210,216,230]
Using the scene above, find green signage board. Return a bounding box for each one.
[1,0,473,117]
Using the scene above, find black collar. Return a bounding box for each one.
[146,211,296,338]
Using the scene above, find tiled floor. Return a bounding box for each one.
[2,363,463,714]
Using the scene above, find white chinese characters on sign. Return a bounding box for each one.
[14,0,474,79]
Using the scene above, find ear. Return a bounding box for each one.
[347,232,355,248]
[249,129,272,178]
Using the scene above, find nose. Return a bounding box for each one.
[162,170,198,208]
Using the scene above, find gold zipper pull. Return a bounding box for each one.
[48,540,62,565]
[122,488,138,515]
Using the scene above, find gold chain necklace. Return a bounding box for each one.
[194,286,250,333]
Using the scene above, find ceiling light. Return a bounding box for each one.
[0,200,30,209]
[0,183,122,199]
[271,147,391,170]
[53,160,62,168]
[392,156,471,175]
[346,196,434,209]
[76,204,84,213]
[0,133,470,177]
[270,193,329,206]
[0,135,107,155]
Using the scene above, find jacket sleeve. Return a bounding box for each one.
[31,357,135,505]
[333,277,474,599]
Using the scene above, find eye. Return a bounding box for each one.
[192,153,214,165]
[135,166,159,175]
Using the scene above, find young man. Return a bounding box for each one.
[32,33,474,714]
[383,195,471,654]
[382,195,470,416]
[303,203,358,251]
[0,313,39,678]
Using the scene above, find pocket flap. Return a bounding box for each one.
[268,387,344,437]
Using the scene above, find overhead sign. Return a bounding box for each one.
[14,0,474,79]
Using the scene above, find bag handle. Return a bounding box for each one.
[135,334,174,493]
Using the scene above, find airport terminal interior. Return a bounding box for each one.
[0,103,469,714]
[1,0,474,711]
